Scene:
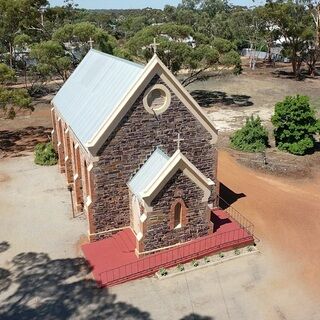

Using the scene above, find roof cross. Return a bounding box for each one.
[174,133,184,150]
[150,37,160,55]
[88,37,94,49]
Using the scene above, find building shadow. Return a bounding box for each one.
[0,126,51,157]
[219,183,246,209]
[191,90,253,108]
[211,211,232,233]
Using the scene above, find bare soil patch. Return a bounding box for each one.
[189,62,320,132]
[217,133,320,178]
[0,94,53,158]
[0,126,51,159]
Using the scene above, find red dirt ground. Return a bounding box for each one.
[218,150,320,295]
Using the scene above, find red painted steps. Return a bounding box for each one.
[82,212,255,287]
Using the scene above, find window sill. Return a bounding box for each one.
[174,223,182,230]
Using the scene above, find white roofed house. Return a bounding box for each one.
[51,48,221,257]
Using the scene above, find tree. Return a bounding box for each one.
[0,63,16,84]
[30,40,71,82]
[230,115,269,152]
[303,0,320,75]
[53,22,116,63]
[13,34,32,88]
[271,95,320,155]
[0,0,49,67]
[0,63,32,119]
[266,1,314,78]
[179,0,229,16]
[126,23,241,86]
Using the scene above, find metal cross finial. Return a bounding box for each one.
[174,133,184,150]
[88,37,94,49]
[150,37,160,55]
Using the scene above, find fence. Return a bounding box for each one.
[98,226,253,287]
[216,195,254,236]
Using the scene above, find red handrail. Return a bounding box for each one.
[98,227,253,287]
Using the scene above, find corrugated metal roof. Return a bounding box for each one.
[52,49,144,146]
[128,148,170,199]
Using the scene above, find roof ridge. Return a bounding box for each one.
[89,49,145,69]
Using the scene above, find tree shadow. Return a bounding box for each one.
[219,183,246,209]
[272,69,320,81]
[180,314,214,320]
[272,70,298,80]
[0,127,51,158]
[0,250,152,320]
[0,242,10,253]
[191,90,253,108]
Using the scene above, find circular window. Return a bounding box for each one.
[143,84,171,115]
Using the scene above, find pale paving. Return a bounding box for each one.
[0,155,87,264]
[0,156,319,319]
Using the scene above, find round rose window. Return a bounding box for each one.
[143,84,171,115]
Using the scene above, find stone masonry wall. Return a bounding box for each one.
[143,170,211,251]
[91,75,217,239]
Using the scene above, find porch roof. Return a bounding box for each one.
[128,148,170,199]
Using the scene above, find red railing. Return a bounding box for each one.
[98,227,253,287]
[215,195,254,236]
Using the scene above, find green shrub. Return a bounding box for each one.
[159,267,168,276]
[234,249,241,255]
[219,252,224,258]
[204,256,210,263]
[271,95,320,155]
[247,246,253,252]
[230,115,269,152]
[191,259,199,267]
[34,142,58,166]
[177,264,185,272]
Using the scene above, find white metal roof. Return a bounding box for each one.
[52,49,144,146]
[128,148,170,199]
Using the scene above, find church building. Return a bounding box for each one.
[51,49,219,256]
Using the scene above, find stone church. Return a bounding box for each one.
[51,49,219,255]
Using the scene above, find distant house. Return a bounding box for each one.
[241,46,285,62]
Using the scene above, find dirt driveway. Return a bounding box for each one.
[218,150,320,296]
[109,151,320,320]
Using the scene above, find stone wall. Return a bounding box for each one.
[91,75,218,238]
[143,170,211,251]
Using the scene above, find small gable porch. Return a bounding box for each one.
[127,147,215,255]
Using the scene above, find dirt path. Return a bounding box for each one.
[218,150,320,296]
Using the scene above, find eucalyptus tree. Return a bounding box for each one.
[265,0,314,78]
[0,0,49,67]
[0,64,32,119]
[126,23,241,86]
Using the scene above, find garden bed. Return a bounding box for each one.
[155,245,259,280]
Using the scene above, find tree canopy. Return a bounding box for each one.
[271,95,320,155]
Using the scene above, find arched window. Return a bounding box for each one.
[174,202,182,229]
